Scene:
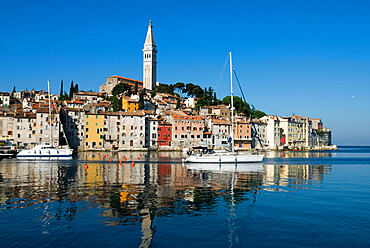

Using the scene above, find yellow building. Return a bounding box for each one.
[85,113,104,149]
[122,97,139,111]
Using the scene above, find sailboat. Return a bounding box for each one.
[184,52,264,163]
[17,81,73,159]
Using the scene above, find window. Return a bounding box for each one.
[168,134,170,137]
[158,128,161,131]
[97,129,99,134]
[168,128,170,131]
[86,115,89,118]
[197,135,200,138]
[175,135,177,138]
[86,135,89,138]
[86,122,89,125]
[158,134,161,137]
[86,142,88,146]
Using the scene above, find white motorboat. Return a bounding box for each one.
[17,81,73,159]
[184,52,264,164]
[16,145,73,159]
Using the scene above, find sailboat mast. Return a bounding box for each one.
[47,81,53,146]
[230,52,235,152]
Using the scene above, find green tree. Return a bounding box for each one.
[59,80,63,100]
[251,110,267,119]
[134,81,138,95]
[156,83,174,94]
[176,97,181,109]
[69,81,74,98]
[11,86,16,98]
[138,91,145,110]
[110,96,122,111]
[112,83,132,97]
[173,82,185,95]
[222,96,251,116]
[74,83,79,94]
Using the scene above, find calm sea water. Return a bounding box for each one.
[1,147,370,247]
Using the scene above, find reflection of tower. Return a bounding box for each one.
[143,20,157,91]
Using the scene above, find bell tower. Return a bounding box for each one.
[143,20,157,91]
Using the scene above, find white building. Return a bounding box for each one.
[184,98,196,108]
[260,115,280,149]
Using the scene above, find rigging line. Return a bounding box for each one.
[214,54,230,95]
[232,68,265,150]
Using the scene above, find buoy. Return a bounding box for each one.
[109,158,113,162]
[98,152,100,155]
[137,156,140,160]
[84,165,88,169]
[103,155,106,158]
[124,157,127,161]
[131,161,135,167]
[123,155,126,159]
[139,153,141,157]
[119,160,122,164]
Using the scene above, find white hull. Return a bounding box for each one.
[187,162,264,172]
[17,145,73,159]
[184,153,264,163]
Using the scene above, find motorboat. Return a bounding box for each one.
[17,144,73,159]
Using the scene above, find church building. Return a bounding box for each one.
[99,20,157,95]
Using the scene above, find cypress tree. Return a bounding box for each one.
[138,90,145,110]
[69,81,74,98]
[176,97,181,109]
[134,82,138,95]
[59,80,63,100]
[11,86,16,98]
[74,83,79,94]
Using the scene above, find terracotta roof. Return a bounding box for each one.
[107,75,143,84]
[75,91,98,96]
[211,118,230,125]
[171,115,202,121]
[122,97,138,103]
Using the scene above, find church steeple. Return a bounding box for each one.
[143,20,157,91]
[144,20,155,46]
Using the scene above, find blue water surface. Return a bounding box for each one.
[0,147,369,247]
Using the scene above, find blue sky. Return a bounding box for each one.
[1,0,369,145]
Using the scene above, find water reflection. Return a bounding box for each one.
[0,158,331,247]
[265,150,333,158]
